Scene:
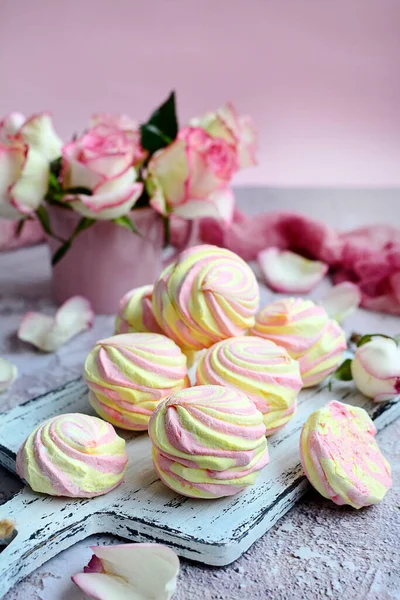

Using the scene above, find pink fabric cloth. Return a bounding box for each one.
[0,219,44,251]
[333,226,400,315]
[171,211,400,315]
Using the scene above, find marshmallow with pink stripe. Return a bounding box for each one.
[196,336,302,435]
[84,333,190,431]
[250,297,346,387]
[16,413,128,498]
[149,385,269,499]
[300,401,392,508]
[115,285,163,335]
[152,244,260,352]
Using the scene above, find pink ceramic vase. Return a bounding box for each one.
[47,206,164,314]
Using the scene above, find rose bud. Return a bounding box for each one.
[351,336,400,402]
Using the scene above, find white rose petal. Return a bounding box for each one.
[320,282,361,323]
[62,150,105,190]
[258,247,328,293]
[94,167,136,196]
[173,187,234,223]
[10,147,49,214]
[0,144,27,219]
[148,140,188,207]
[72,543,180,600]
[207,187,235,224]
[67,182,143,220]
[0,112,26,142]
[18,296,94,352]
[0,358,17,393]
[19,113,62,161]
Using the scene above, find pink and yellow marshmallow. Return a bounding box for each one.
[114,285,163,335]
[250,298,346,387]
[300,401,392,508]
[84,333,190,431]
[149,385,269,499]
[16,413,128,498]
[196,336,303,434]
[152,244,259,352]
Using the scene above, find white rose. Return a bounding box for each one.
[0,112,62,161]
[0,139,49,219]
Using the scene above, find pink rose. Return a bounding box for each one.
[146,126,237,222]
[91,113,147,166]
[191,102,258,169]
[62,125,143,220]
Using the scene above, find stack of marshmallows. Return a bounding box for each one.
[16,245,392,508]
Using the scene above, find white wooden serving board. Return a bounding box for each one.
[0,378,398,598]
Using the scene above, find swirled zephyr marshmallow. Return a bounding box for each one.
[300,401,392,509]
[149,385,269,499]
[84,333,190,431]
[196,336,302,434]
[152,244,260,351]
[115,285,163,335]
[250,297,346,387]
[16,413,128,498]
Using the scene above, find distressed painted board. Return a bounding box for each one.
[0,378,399,598]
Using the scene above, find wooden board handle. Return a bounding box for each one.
[0,488,99,597]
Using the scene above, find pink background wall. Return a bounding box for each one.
[1,0,399,187]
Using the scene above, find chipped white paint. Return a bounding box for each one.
[0,377,398,597]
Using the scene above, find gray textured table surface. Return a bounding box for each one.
[0,189,399,600]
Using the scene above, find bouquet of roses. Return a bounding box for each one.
[0,93,257,263]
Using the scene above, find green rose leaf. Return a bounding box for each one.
[16,218,28,237]
[113,215,141,236]
[48,172,61,192]
[73,217,96,237]
[333,358,353,381]
[140,91,178,153]
[162,215,170,248]
[51,240,71,266]
[140,124,172,154]
[50,157,62,178]
[357,333,397,347]
[51,217,96,266]
[36,205,52,236]
[46,161,63,204]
